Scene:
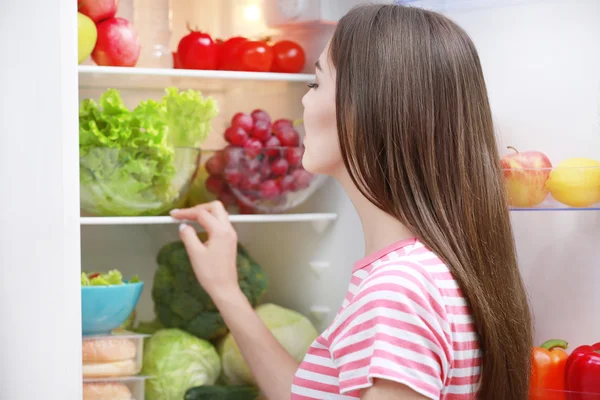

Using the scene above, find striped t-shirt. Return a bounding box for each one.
[291,238,481,399]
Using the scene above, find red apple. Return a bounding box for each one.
[92,18,140,67]
[78,0,119,24]
[500,146,552,207]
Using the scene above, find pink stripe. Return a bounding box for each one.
[338,347,441,380]
[333,332,443,376]
[449,374,480,385]
[431,271,454,280]
[340,366,439,397]
[293,376,340,394]
[452,323,477,333]
[315,335,329,347]
[369,261,437,289]
[453,340,480,351]
[442,288,464,297]
[298,361,338,376]
[443,394,476,399]
[447,305,471,315]
[454,357,482,368]
[407,246,432,256]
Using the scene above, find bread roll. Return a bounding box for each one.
[82,338,137,362]
[82,359,139,378]
[83,382,132,400]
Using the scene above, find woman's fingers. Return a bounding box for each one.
[171,203,226,235]
[178,223,206,254]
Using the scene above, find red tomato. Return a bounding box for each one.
[177,30,217,70]
[237,40,274,72]
[271,40,306,73]
[218,36,247,70]
[172,52,183,69]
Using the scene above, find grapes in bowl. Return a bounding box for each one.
[199,110,326,214]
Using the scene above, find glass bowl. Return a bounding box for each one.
[80,147,201,216]
[187,146,326,214]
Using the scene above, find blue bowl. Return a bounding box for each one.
[81,281,144,336]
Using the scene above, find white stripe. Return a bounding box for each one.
[291,384,356,399]
[330,290,445,346]
[334,338,443,376]
[451,313,474,324]
[295,368,340,386]
[436,279,459,289]
[445,382,478,395]
[452,331,479,342]
[303,353,336,366]
[332,319,447,367]
[453,349,482,360]
[443,296,468,306]
[451,366,481,378]
[339,357,441,389]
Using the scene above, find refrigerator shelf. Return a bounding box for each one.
[80,213,338,225]
[78,65,315,91]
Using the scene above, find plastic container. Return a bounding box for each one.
[82,333,149,379]
[83,375,151,400]
[82,282,144,335]
[80,147,201,216]
[188,147,326,214]
[133,0,172,68]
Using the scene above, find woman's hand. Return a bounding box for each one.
[170,201,240,302]
[171,201,299,400]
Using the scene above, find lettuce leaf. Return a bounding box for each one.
[79,88,217,216]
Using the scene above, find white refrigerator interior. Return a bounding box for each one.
[1,0,599,399]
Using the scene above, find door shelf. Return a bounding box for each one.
[78,65,315,91]
[80,213,338,225]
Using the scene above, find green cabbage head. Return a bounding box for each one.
[218,304,319,385]
[142,329,221,400]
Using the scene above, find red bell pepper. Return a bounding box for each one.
[565,342,600,400]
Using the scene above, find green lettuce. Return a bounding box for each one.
[81,270,141,286]
[79,88,217,216]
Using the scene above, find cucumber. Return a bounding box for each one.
[184,385,261,400]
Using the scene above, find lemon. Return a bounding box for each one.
[546,158,600,207]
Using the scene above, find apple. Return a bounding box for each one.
[92,18,140,67]
[77,12,97,64]
[78,0,119,24]
[500,146,552,207]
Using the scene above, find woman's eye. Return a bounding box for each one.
[307,82,319,89]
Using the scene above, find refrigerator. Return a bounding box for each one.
[1,0,599,398]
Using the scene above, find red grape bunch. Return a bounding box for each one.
[204,109,314,214]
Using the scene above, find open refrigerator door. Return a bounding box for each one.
[1,0,600,399]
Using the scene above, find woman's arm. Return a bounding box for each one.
[212,287,299,400]
[171,202,298,400]
[361,379,431,400]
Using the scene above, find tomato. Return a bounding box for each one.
[271,40,306,73]
[172,52,183,69]
[236,40,274,72]
[177,29,217,70]
[218,36,247,70]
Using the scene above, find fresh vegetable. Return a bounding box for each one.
[142,329,221,400]
[218,36,248,70]
[92,17,141,67]
[152,237,268,340]
[79,87,217,216]
[81,270,140,286]
[134,318,165,335]
[565,342,600,399]
[177,25,218,70]
[218,303,318,385]
[184,385,260,400]
[271,40,306,73]
[529,339,568,400]
[235,40,273,72]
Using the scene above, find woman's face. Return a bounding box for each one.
[301,42,343,177]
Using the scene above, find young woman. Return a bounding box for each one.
[171,4,532,400]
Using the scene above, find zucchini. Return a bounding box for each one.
[184,385,261,400]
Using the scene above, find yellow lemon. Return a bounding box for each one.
[546,158,600,207]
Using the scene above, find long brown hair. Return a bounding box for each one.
[330,4,532,399]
